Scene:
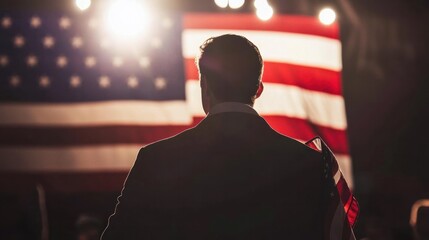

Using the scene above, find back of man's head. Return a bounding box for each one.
[197,34,263,104]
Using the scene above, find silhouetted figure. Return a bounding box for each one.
[102,34,324,239]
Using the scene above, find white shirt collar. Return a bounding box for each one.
[208,102,259,116]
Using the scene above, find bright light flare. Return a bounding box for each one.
[105,0,151,39]
[256,4,273,21]
[75,0,91,11]
[319,7,336,25]
[214,0,228,8]
[229,0,245,9]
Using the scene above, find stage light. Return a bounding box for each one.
[319,7,336,25]
[214,0,228,8]
[75,0,91,11]
[256,4,273,21]
[105,0,151,39]
[229,0,245,9]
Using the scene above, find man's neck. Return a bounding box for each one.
[208,102,258,116]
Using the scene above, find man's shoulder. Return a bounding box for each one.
[137,127,198,155]
[268,127,322,157]
[130,127,198,175]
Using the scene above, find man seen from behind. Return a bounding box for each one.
[102,34,324,239]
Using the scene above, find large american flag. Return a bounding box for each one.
[0,11,352,192]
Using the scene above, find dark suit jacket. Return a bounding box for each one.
[102,108,325,239]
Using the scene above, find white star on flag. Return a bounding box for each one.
[59,16,71,29]
[57,56,68,68]
[30,16,42,28]
[39,76,50,88]
[85,56,96,68]
[100,39,111,49]
[162,17,173,29]
[43,36,55,48]
[27,55,38,67]
[154,77,167,90]
[2,17,12,28]
[127,76,139,88]
[10,75,21,87]
[99,76,110,88]
[0,55,8,66]
[71,36,83,48]
[14,35,25,48]
[70,75,82,88]
[112,57,124,67]
[138,56,150,68]
[88,18,98,29]
[151,37,162,48]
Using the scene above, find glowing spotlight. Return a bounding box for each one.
[214,0,228,8]
[229,0,245,9]
[105,0,151,39]
[75,0,91,11]
[319,7,336,25]
[256,5,273,21]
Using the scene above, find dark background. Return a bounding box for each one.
[1,0,428,239]
[338,0,429,239]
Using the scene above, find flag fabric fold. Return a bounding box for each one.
[306,136,359,240]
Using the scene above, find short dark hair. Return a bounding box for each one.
[196,34,263,103]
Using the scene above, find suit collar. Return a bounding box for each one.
[208,102,259,116]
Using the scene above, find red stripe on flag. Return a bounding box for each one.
[0,125,195,146]
[337,176,359,227]
[264,116,349,154]
[347,197,359,227]
[261,62,342,95]
[183,14,339,39]
[185,59,342,95]
[184,58,198,79]
[337,176,352,206]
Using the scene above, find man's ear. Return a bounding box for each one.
[255,82,264,99]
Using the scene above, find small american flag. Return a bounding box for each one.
[0,12,353,192]
[306,136,359,240]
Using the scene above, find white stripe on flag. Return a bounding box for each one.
[182,29,342,71]
[0,100,192,126]
[335,154,354,189]
[0,145,141,171]
[186,80,347,130]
